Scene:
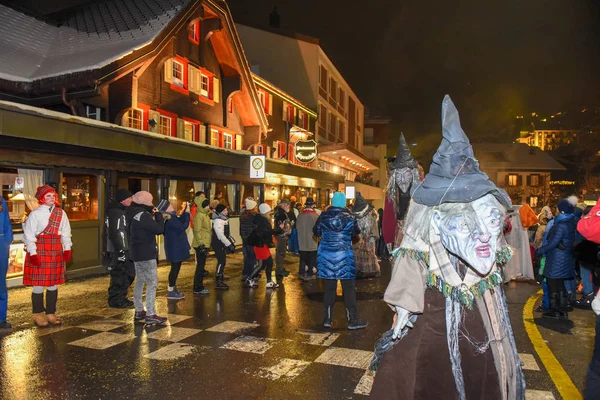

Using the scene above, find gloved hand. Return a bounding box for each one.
[30,254,40,266]
[392,306,413,340]
[63,250,72,262]
[226,244,235,254]
[117,250,127,263]
[592,290,600,316]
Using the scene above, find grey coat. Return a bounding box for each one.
[296,209,319,251]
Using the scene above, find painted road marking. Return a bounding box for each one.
[221,335,276,354]
[144,343,205,361]
[68,332,132,350]
[525,389,556,399]
[519,353,541,371]
[206,320,259,334]
[314,347,373,369]
[523,290,582,399]
[76,319,127,332]
[166,314,193,325]
[257,358,311,381]
[297,331,340,346]
[146,326,203,342]
[354,370,375,396]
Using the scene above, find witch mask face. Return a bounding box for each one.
[394,168,415,193]
[432,194,505,275]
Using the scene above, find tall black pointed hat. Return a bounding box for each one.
[411,95,511,208]
[353,191,371,213]
[390,133,418,170]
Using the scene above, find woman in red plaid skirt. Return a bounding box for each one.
[23,185,72,327]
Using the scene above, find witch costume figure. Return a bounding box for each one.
[382,133,422,251]
[370,96,525,400]
[352,192,380,278]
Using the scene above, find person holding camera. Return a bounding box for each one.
[192,196,211,295]
[161,200,190,300]
[212,203,235,290]
[127,191,166,325]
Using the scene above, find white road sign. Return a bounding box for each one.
[250,155,266,179]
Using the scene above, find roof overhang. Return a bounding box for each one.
[319,143,379,171]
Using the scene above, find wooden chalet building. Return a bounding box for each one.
[0,0,342,286]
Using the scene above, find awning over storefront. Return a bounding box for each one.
[319,143,379,172]
[0,101,343,185]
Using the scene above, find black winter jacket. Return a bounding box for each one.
[273,208,288,236]
[127,203,164,262]
[239,210,258,243]
[106,200,129,254]
[247,214,275,247]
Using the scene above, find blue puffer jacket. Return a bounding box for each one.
[164,212,191,263]
[536,213,577,279]
[313,207,360,280]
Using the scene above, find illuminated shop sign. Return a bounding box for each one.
[294,140,318,163]
[549,181,575,186]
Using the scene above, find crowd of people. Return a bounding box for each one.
[0,183,382,330]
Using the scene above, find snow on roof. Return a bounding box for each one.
[0,0,191,82]
[473,143,566,171]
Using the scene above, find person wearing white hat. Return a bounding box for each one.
[240,197,259,282]
[245,203,281,289]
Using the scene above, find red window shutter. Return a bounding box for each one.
[263,92,269,113]
[193,124,199,142]
[288,106,294,123]
[218,132,223,148]
[232,135,236,150]
[277,142,286,158]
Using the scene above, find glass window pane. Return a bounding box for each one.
[61,173,99,221]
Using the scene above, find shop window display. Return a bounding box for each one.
[62,174,99,221]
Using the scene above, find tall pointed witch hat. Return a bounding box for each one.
[390,133,418,170]
[411,95,511,208]
[352,191,372,214]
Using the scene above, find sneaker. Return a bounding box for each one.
[266,281,280,289]
[348,320,368,330]
[134,310,147,322]
[244,278,259,288]
[534,305,548,313]
[194,288,210,295]
[0,321,12,330]
[241,275,248,282]
[323,318,332,329]
[145,314,168,325]
[167,288,185,300]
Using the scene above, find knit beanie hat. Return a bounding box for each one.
[332,192,346,208]
[132,191,153,207]
[411,95,511,209]
[557,198,574,214]
[215,204,227,214]
[35,185,59,205]
[245,197,258,210]
[156,199,171,213]
[202,199,210,208]
[259,203,272,214]
[116,188,133,203]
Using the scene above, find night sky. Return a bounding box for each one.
[5,0,600,152]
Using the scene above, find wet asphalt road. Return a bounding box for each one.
[0,251,596,399]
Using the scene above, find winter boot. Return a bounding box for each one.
[323,305,333,328]
[558,291,570,320]
[347,308,368,330]
[215,275,229,290]
[542,293,560,319]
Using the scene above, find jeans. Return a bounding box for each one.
[108,258,135,306]
[168,261,182,288]
[242,244,256,278]
[565,278,577,297]
[581,262,596,295]
[0,257,7,322]
[542,280,549,309]
[194,248,207,291]
[275,236,288,274]
[299,251,317,276]
[323,279,358,320]
[133,260,158,315]
[288,228,299,254]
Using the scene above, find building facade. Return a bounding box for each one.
[516,129,579,151]
[236,23,383,206]
[0,0,343,286]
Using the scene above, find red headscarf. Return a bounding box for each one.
[35,185,60,206]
